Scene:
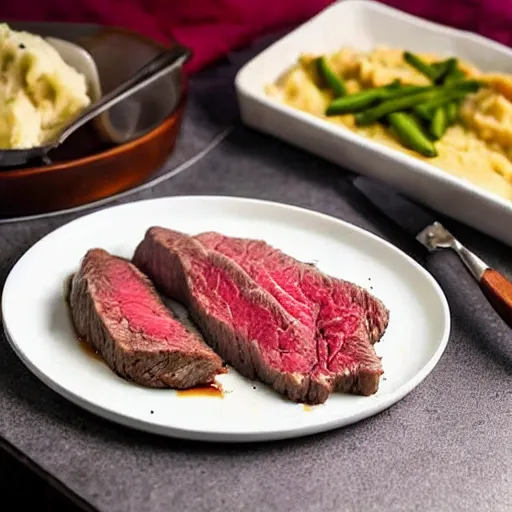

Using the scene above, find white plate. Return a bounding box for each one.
[2,196,450,442]
[235,0,512,247]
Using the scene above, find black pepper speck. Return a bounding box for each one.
[19,43,25,49]
[150,410,154,414]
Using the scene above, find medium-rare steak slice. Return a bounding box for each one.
[133,228,386,403]
[133,228,328,404]
[196,232,389,396]
[68,248,224,389]
[196,233,389,344]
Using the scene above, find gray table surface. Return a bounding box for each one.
[1,36,511,512]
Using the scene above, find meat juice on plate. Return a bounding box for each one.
[176,383,224,399]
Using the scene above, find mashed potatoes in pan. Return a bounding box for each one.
[0,23,91,149]
[266,47,512,201]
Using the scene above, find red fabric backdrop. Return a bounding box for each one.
[1,0,511,73]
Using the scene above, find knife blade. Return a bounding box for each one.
[353,176,512,328]
[353,176,437,239]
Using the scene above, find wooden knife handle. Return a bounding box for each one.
[480,268,512,328]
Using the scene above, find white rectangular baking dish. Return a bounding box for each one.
[235,0,512,247]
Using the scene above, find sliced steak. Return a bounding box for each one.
[68,248,224,389]
[133,227,387,404]
[195,234,389,340]
[195,232,389,395]
[133,228,326,403]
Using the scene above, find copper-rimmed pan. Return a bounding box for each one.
[0,23,190,217]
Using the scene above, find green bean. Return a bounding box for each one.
[417,100,460,124]
[430,62,444,83]
[408,112,433,139]
[412,86,474,118]
[325,89,383,115]
[409,112,428,128]
[355,80,482,125]
[325,82,429,116]
[445,101,459,124]
[446,79,482,93]
[433,58,458,83]
[430,62,443,74]
[388,112,438,157]
[414,104,436,121]
[429,107,448,140]
[443,67,466,85]
[356,91,439,125]
[325,81,399,115]
[403,51,438,81]
[413,97,451,119]
[317,56,347,97]
[381,85,433,100]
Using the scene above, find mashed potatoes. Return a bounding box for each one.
[266,47,512,201]
[0,23,91,149]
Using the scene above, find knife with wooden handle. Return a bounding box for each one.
[353,176,512,328]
